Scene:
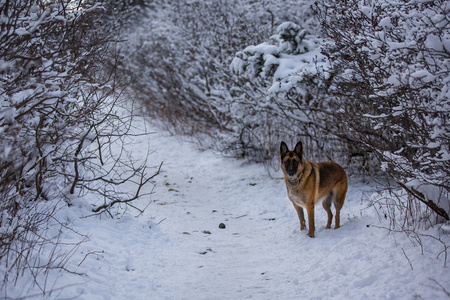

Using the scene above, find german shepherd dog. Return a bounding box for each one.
[280,141,347,238]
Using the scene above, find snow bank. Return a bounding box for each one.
[3,118,449,299]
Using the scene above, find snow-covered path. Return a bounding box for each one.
[17,120,449,299]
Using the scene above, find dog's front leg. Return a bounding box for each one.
[306,204,315,238]
[293,204,306,230]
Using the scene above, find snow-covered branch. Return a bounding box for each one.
[314,0,449,222]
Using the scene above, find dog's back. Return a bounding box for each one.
[317,162,347,200]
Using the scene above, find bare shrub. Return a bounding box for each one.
[0,201,86,295]
[0,0,159,294]
[314,0,449,220]
[368,185,449,266]
[314,0,449,257]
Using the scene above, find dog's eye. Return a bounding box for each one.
[293,161,298,168]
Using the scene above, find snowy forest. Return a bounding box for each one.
[1,0,449,298]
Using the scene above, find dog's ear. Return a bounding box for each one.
[294,141,303,159]
[280,141,289,159]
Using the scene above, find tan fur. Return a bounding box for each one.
[280,141,348,238]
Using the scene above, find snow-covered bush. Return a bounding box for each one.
[0,0,157,292]
[313,0,449,224]
[230,20,366,170]
[119,0,318,163]
[122,0,277,129]
[232,22,324,92]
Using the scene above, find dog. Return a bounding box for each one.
[280,141,347,238]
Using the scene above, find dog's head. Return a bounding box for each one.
[280,141,304,178]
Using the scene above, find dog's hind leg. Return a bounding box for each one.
[334,199,342,229]
[322,192,334,229]
[334,182,347,229]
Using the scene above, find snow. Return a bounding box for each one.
[14,28,29,36]
[379,16,393,28]
[425,34,446,52]
[11,89,35,104]
[3,117,449,299]
[387,74,401,86]
[411,69,436,83]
